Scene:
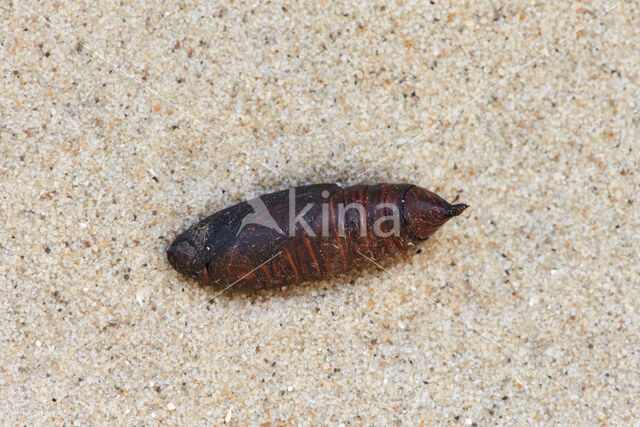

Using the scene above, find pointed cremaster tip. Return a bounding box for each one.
[445,203,469,218]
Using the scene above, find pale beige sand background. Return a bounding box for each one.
[1,0,639,424]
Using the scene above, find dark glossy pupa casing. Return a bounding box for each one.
[168,183,467,292]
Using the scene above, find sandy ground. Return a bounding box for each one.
[1,0,639,424]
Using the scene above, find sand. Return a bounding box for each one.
[1,0,638,424]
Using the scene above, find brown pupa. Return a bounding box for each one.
[167,183,467,292]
